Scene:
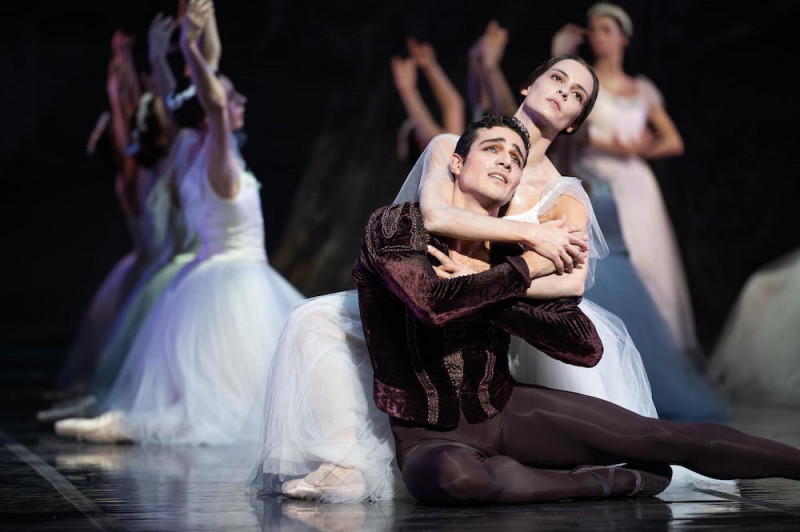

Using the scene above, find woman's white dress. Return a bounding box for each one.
[249,135,733,503]
[577,76,699,356]
[100,135,303,445]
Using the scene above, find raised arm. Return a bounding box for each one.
[179,0,239,199]
[417,136,588,273]
[475,21,517,116]
[148,13,178,135]
[391,54,443,151]
[407,38,464,135]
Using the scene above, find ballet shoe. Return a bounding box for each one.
[37,395,97,424]
[281,462,366,501]
[620,463,673,498]
[571,463,672,498]
[54,411,131,444]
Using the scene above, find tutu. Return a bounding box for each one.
[709,248,800,404]
[98,134,303,445]
[250,291,401,502]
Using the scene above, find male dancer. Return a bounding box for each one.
[353,113,800,506]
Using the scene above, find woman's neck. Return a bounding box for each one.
[512,110,553,168]
[593,54,626,84]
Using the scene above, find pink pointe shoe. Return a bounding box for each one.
[281,462,366,501]
[54,411,131,444]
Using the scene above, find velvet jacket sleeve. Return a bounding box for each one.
[354,202,533,328]
[487,296,603,367]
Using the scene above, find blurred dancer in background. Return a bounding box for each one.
[55,0,303,445]
[56,31,173,398]
[709,248,800,405]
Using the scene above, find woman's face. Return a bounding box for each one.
[520,59,594,136]
[587,15,628,57]
[221,76,247,132]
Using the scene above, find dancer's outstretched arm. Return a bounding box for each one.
[179,0,239,199]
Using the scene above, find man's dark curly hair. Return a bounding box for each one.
[518,54,599,135]
[454,113,531,166]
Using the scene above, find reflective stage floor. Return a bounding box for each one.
[1,385,799,531]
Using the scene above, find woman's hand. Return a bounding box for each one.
[391,55,417,92]
[478,20,508,68]
[148,13,177,60]
[428,245,489,279]
[181,0,213,47]
[551,23,586,56]
[407,38,437,69]
[524,216,589,274]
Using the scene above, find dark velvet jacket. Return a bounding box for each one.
[352,202,603,428]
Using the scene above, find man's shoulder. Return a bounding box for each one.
[363,201,428,254]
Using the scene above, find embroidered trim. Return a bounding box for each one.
[405,307,439,425]
[477,350,498,417]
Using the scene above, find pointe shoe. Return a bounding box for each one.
[281,462,366,501]
[54,411,131,444]
[37,395,97,423]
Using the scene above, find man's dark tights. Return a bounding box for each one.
[391,384,800,506]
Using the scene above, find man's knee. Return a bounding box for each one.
[401,444,498,506]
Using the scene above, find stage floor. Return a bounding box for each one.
[2,385,799,531]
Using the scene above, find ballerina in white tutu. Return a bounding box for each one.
[55,0,303,446]
[58,32,173,396]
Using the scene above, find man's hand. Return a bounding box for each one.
[428,245,489,279]
[523,216,589,274]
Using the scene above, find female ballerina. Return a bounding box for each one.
[57,32,173,397]
[470,17,724,420]
[550,3,699,358]
[55,0,303,445]
[250,55,672,503]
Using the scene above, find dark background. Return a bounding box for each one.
[2,0,799,382]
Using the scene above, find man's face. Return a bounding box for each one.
[451,126,527,210]
[520,59,594,135]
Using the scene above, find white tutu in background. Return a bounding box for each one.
[95,134,303,445]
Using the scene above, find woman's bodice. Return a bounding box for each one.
[179,137,266,262]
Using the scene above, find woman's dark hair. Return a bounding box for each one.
[518,55,599,135]
[454,113,531,165]
[127,93,168,168]
[166,76,206,130]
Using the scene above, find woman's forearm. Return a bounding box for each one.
[479,63,517,116]
[419,62,464,134]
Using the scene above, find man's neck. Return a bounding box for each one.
[446,190,496,260]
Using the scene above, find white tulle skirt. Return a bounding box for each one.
[103,254,303,445]
[250,290,733,502]
[58,250,153,390]
[708,248,800,404]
